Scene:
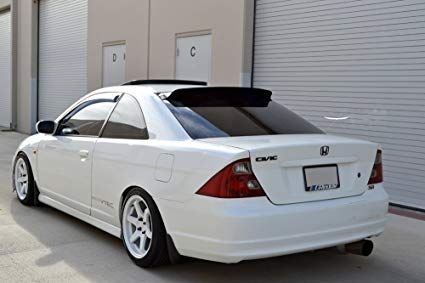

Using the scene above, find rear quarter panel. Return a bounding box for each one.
[91,138,247,227]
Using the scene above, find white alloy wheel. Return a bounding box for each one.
[15,158,29,201]
[122,195,153,259]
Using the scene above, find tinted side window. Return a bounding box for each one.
[59,98,116,137]
[102,94,149,140]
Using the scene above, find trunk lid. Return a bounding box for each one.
[200,134,378,205]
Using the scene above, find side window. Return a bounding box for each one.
[59,95,117,137]
[101,94,149,140]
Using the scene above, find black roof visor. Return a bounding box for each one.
[167,87,272,107]
[122,80,207,86]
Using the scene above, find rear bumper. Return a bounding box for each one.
[159,185,389,263]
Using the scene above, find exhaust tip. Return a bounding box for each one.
[345,240,374,257]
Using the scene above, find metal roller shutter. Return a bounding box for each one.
[0,9,11,128]
[39,0,88,120]
[253,0,425,209]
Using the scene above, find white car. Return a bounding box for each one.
[12,80,389,268]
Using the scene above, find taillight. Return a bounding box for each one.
[368,150,383,185]
[196,159,266,198]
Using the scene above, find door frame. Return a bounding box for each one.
[101,40,126,87]
[174,29,212,80]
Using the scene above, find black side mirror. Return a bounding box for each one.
[36,120,56,135]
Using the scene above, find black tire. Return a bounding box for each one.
[121,188,170,268]
[12,152,38,206]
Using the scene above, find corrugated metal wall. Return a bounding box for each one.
[0,9,11,128]
[253,0,425,209]
[38,0,88,120]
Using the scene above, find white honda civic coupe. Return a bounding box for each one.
[12,80,388,268]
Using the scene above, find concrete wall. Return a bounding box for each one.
[87,0,150,92]
[15,0,37,134]
[149,0,248,86]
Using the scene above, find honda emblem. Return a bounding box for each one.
[320,146,330,157]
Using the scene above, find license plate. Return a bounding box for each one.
[303,165,340,192]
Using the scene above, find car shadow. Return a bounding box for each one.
[9,196,421,283]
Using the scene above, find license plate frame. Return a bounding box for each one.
[303,164,340,192]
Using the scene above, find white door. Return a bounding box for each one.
[176,34,212,82]
[0,10,11,128]
[103,44,126,87]
[37,93,117,214]
[253,0,425,210]
[39,0,88,120]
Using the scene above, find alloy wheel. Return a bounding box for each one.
[15,158,29,200]
[122,195,153,259]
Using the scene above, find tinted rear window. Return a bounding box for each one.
[165,100,323,139]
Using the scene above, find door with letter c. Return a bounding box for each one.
[176,34,212,83]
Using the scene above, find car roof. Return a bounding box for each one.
[93,84,206,98]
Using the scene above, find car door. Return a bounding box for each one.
[37,93,119,214]
[92,94,150,226]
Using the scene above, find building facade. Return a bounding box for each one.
[0,0,424,210]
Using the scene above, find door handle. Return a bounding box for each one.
[79,150,90,159]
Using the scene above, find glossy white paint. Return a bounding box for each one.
[37,135,95,214]
[13,84,389,264]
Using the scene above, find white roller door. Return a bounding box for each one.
[39,0,88,120]
[254,0,425,209]
[0,9,11,128]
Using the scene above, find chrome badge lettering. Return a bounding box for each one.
[256,156,278,162]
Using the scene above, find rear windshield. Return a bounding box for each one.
[165,100,323,139]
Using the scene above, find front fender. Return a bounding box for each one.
[12,134,45,186]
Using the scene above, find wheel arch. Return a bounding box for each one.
[12,151,40,206]
[119,186,166,228]
[119,185,182,263]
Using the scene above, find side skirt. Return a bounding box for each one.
[39,194,121,238]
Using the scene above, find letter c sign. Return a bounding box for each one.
[190,46,197,57]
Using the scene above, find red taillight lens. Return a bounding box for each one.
[196,159,266,198]
[368,150,383,185]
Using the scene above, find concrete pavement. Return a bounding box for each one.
[0,131,424,283]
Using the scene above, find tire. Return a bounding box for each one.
[121,188,170,268]
[13,153,38,206]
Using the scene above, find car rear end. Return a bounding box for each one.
[160,87,388,263]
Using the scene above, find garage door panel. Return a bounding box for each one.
[254,44,425,59]
[0,10,11,128]
[254,0,425,209]
[257,8,425,33]
[256,0,424,17]
[39,0,88,121]
[255,31,425,49]
[257,18,425,39]
[256,1,425,27]
[256,81,425,90]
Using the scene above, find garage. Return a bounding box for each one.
[253,0,425,209]
[38,0,88,120]
[0,8,11,128]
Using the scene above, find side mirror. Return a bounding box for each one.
[36,120,56,135]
